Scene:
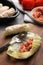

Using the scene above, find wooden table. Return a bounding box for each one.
[0,13,43,65]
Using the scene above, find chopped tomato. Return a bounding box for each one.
[19,44,27,52]
[22,48,27,52]
[27,38,33,44]
[22,0,35,10]
[38,15,43,22]
[19,38,33,52]
[29,38,33,41]
[33,11,41,18]
[24,42,28,47]
[20,48,25,52]
[27,44,32,51]
[20,43,25,49]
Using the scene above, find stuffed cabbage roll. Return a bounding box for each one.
[0,8,15,18]
[7,32,41,59]
[5,24,30,36]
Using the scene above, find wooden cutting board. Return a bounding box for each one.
[0,24,43,65]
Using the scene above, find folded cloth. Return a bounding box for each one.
[11,0,33,23]
[24,14,33,23]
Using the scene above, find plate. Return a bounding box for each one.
[0,0,19,23]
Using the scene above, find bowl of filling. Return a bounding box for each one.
[0,0,19,23]
[31,6,43,25]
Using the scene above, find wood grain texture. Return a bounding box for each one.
[0,24,43,65]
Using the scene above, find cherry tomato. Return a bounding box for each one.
[22,0,35,10]
[35,0,43,6]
